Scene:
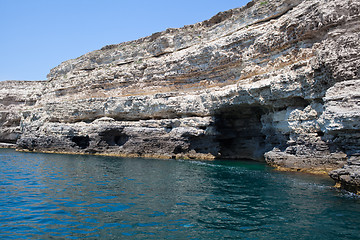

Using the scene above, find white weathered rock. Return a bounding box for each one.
[1,0,360,191]
[0,81,45,143]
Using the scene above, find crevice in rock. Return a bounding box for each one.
[253,6,296,26]
[153,52,171,58]
[0,139,17,144]
[273,97,310,111]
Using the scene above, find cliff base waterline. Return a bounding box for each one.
[1,0,360,193]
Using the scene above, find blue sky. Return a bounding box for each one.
[0,0,250,81]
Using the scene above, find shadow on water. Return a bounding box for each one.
[0,149,360,239]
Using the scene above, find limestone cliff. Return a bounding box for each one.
[0,81,45,146]
[1,0,359,192]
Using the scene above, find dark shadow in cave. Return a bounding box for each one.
[214,104,270,161]
[71,136,90,149]
[100,129,129,146]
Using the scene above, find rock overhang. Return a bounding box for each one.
[0,0,359,193]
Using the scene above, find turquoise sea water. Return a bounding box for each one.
[0,148,360,239]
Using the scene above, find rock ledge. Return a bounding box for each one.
[0,0,359,194]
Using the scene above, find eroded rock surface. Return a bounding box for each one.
[0,81,44,144]
[1,0,360,192]
[329,155,360,194]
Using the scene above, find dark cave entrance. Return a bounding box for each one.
[100,129,129,146]
[71,136,90,149]
[214,105,269,161]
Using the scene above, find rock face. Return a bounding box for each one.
[1,0,360,191]
[0,81,44,145]
[329,155,360,194]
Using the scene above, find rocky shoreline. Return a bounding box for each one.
[0,143,16,149]
[0,0,359,193]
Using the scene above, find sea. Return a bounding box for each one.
[0,148,359,239]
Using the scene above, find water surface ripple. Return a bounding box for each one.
[0,149,359,239]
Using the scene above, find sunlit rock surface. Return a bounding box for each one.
[0,81,44,145]
[1,0,360,191]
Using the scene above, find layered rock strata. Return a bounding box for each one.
[0,81,45,146]
[330,155,360,194]
[1,0,360,192]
